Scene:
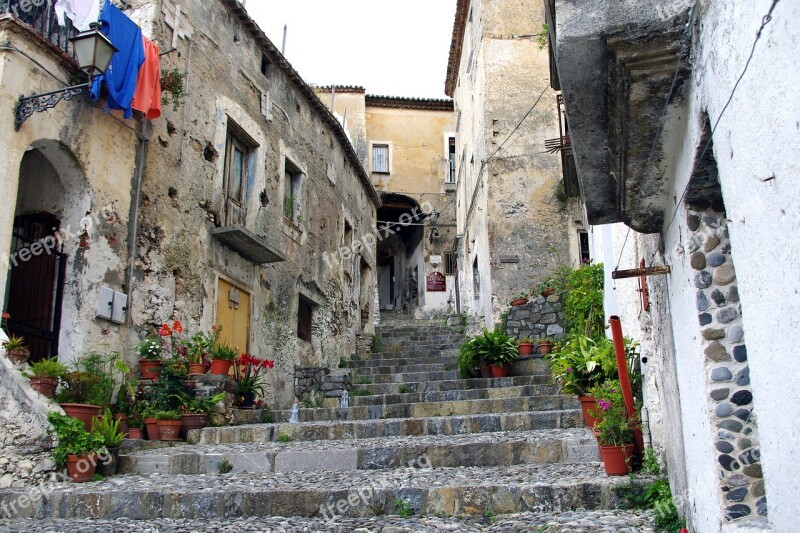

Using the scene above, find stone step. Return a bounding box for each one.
[271,395,578,423]
[352,362,456,375]
[349,383,564,406]
[0,509,660,532]
[349,354,459,367]
[368,370,460,383]
[118,429,598,475]
[360,374,554,395]
[188,409,582,445]
[0,463,654,520]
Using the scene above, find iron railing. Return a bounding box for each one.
[2,0,78,58]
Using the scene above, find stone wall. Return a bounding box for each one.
[294,367,352,405]
[505,292,566,343]
[687,208,763,521]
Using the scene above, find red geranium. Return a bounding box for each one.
[172,320,183,334]
[158,323,172,336]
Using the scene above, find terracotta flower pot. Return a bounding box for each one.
[60,403,102,432]
[144,417,161,441]
[126,427,144,440]
[180,413,207,439]
[599,444,635,476]
[510,298,528,307]
[540,287,556,297]
[139,359,162,380]
[5,349,30,365]
[518,343,534,356]
[188,363,209,376]
[157,419,182,441]
[66,453,98,482]
[30,376,59,398]
[490,364,509,378]
[537,341,553,355]
[578,396,600,428]
[210,359,233,376]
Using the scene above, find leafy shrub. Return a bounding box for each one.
[47,412,105,468]
[563,263,605,338]
[546,333,616,396]
[24,357,68,379]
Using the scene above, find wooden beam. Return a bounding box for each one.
[612,265,671,280]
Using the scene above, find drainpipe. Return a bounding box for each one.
[124,119,151,362]
[609,315,645,455]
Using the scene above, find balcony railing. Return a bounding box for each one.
[2,0,79,59]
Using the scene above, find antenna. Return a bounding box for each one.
[281,24,288,55]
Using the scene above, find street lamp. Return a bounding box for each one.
[15,23,118,130]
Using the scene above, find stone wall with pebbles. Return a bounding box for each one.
[505,292,566,345]
[687,208,764,521]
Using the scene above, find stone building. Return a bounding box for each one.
[548,0,800,530]
[316,86,458,318]
[445,0,584,328]
[0,0,381,411]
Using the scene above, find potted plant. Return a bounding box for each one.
[126,417,145,440]
[155,410,182,441]
[141,404,161,441]
[56,371,105,431]
[137,336,163,379]
[2,335,30,365]
[47,412,105,483]
[509,292,529,307]
[470,327,518,378]
[233,353,275,408]
[517,337,535,357]
[537,337,554,355]
[590,380,636,475]
[210,340,237,376]
[176,392,226,439]
[184,331,213,376]
[91,410,126,476]
[23,357,68,398]
[545,333,616,427]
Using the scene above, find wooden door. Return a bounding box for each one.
[215,278,251,354]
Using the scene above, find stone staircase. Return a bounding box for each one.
[0,316,656,531]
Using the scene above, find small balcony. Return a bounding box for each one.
[1,1,80,59]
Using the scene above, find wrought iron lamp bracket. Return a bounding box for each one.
[14,82,91,131]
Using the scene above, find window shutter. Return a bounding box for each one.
[372,145,389,173]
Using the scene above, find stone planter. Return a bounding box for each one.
[5,349,30,365]
[157,419,182,441]
[139,359,162,380]
[60,403,102,432]
[29,376,59,398]
[599,444,635,476]
[66,453,98,482]
[210,359,233,376]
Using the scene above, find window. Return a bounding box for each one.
[224,129,249,225]
[447,137,457,183]
[372,144,389,174]
[344,219,353,249]
[284,159,302,223]
[261,54,271,77]
[444,251,456,275]
[472,257,480,300]
[578,230,590,264]
[297,296,314,342]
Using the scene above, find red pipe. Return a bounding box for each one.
[609,315,645,455]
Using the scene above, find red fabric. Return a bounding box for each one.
[132,36,162,120]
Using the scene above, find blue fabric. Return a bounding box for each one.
[90,2,144,119]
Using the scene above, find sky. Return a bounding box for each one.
[246,1,457,99]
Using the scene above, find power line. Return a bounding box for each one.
[659,0,780,240]
[487,84,550,163]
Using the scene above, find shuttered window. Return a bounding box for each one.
[372,144,389,174]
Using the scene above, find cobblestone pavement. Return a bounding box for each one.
[0,509,656,532]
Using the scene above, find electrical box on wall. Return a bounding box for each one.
[96,287,127,325]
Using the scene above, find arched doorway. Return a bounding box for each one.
[4,141,89,362]
[376,193,425,314]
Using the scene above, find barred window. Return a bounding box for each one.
[444,252,456,275]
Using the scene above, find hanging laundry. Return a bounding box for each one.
[132,37,162,120]
[54,0,100,32]
[90,2,144,120]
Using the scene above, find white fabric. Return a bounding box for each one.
[54,0,100,32]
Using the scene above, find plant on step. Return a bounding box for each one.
[472,327,518,367]
[233,353,275,398]
[349,388,371,397]
[2,335,28,352]
[646,479,686,532]
[589,380,636,446]
[641,447,660,476]
[546,333,616,396]
[260,411,274,423]
[395,498,415,517]
[398,385,411,394]
[137,336,163,360]
[458,338,479,378]
[371,335,383,353]
[174,391,227,415]
[508,291,529,305]
[354,375,373,385]
[181,330,216,365]
[47,412,105,468]
[91,410,126,448]
[23,357,68,379]
[217,457,233,474]
[338,356,349,369]
[155,410,182,421]
[278,434,292,443]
